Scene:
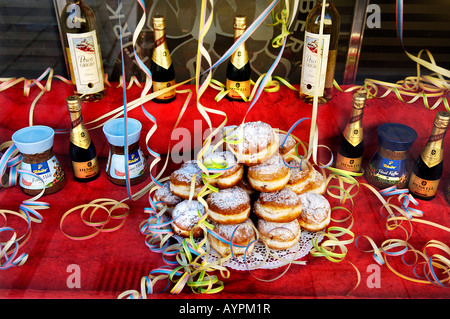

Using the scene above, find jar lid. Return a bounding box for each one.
[103,118,142,146]
[377,123,417,151]
[12,125,54,155]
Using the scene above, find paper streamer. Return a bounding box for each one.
[0,142,48,270]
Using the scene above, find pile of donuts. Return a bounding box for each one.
[153,121,331,258]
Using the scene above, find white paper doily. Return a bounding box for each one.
[174,230,323,271]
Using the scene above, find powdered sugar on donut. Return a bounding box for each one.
[288,159,312,182]
[203,150,237,169]
[258,219,300,241]
[229,122,274,152]
[299,192,330,224]
[248,154,288,178]
[154,181,183,206]
[258,188,301,207]
[172,160,202,184]
[208,186,250,213]
[172,200,205,229]
[213,219,255,242]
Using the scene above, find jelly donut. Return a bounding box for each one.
[279,133,297,162]
[206,186,251,224]
[171,200,205,238]
[208,219,256,257]
[253,188,302,223]
[257,218,301,250]
[226,121,280,166]
[170,160,204,199]
[286,159,326,195]
[247,154,290,192]
[298,192,331,232]
[202,150,243,189]
[153,181,183,216]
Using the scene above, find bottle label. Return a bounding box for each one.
[343,110,364,147]
[152,79,176,100]
[72,157,99,179]
[409,173,440,198]
[366,153,409,188]
[300,31,330,97]
[107,149,146,180]
[70,115,91,149]
[66,31,104,94]
[335,154,362,172]
[226,79,251,99]
[152,33,172,69]
[230,42,249,70]
[20,157,64,190]
[421,132,444,168]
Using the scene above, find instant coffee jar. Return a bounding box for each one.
[365,123,417,189]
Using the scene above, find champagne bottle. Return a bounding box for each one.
[408,111,450,200]
[335,92,366,172]
[150,15,176,103]
[299,0,340,104]
[60,0,105,102]
[226,15,251,101]
[67,95,100,182]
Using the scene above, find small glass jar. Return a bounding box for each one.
[12,125,66,196]
[365,123,417,189]
[103,118,148,186]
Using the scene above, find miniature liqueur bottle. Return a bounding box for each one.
[226,15,251,101]
[299,0,340,104]
[150,15,176,103]
[409,111,450,200]
[67,95,100,182]
[335,92,366,172]
[60,0,105,102]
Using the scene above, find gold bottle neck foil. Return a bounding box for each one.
[343,92,365,146]
[421,111,449,167]
[66,95,91,149]
[231,15,249,69]
[152,15,166,30]
[152,15,172,69]
[434,111,450,129]
[352,92,366,110]
[234,15,247,30]
[66,95,82,112]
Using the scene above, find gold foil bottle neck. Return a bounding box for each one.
[352,92,366,109]
[66,95,82,112]
[152,15,166,30]
[234,15,246,30]
[435,111,450,129]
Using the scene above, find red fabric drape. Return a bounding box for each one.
[0,82,448,298]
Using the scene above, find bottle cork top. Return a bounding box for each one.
[352,92,366,109]
[234,15,246,29]
[435,111,450,128]
[152,15,166,30]
[66,95,82,112]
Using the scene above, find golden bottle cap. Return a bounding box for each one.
[435,111,450,129]
[352,92,366,109]
[152,15,166,30]
[66,95,82,112]
[234,15,246,29]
